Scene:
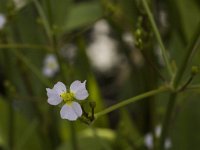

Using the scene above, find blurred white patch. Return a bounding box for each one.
[144,125,172,150]
[122,32,135,48]
[155,124,162,138]
[144,133,153,149]
[13,0,29,10]
[60,44,77,63]
[87,19,121,72]
[93,19,110,35]
[0,14,6,30]
[165,138,172,149]
[159,10,168,28]
[42,54,59,78]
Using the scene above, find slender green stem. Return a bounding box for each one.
[95,86,169,119]
[186,84,200,90]
[159,23,200,150]
[33,0,52,42]
[0,44,52,51]
[141,0,173,78]
[8,97,14,150]
[70,123,78,150]
[159,93,177,149]
[178,74,194,92]
[173,23,200,88]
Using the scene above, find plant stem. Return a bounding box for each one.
[178,75,194,92]
[95,86,169,119]
[159,23,200,150]
[186,84,200,90]
[8,98,14,150]
[173,23,200,88]
[141,0,173,78]
[70,123,78,150]
[33,0,52,42]
[0,44,52,51]
[159,93,177,149]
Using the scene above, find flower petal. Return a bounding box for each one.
[53,81,67,95]
[60,104,80,121]
[46,88,62,105]
[70,80,89,100]
[144,133,153,149]
[164,138,172,149]
[71,102,82,117]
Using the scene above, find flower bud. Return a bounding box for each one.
[89,101,96,109]
[191,66,199,75]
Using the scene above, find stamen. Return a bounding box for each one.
[60,92,74,104]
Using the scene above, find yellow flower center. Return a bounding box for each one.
[60,92,74,105]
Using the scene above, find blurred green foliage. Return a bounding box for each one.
[0,0,200,150]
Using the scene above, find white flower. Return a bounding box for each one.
[122,32,135,48]
[87,34,121,72]
[144,133,172,150]
[46,80,89,121]
[0,14,6,30]
[164,138,172,149]
[144,133,153,149]
[93,19,110,35]
[86,19,124,73]
[42,54,59,77]
[144,125,172,150]
[155,124,162,138]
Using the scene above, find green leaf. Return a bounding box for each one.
[63,2,103,32]
[175,0,200,41]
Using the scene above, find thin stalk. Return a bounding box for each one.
[186,84,200,90]
[95,86,169,119]
[141,0,173,78]
[0,44,52,51]
[173,23,200,88]
[33,0,52,42]
[178,75,194,92]
[8,98,14,150]
[70,123,78,150]
[159,23,200,150]
[159,93,177,149]
[4,50,15,150]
